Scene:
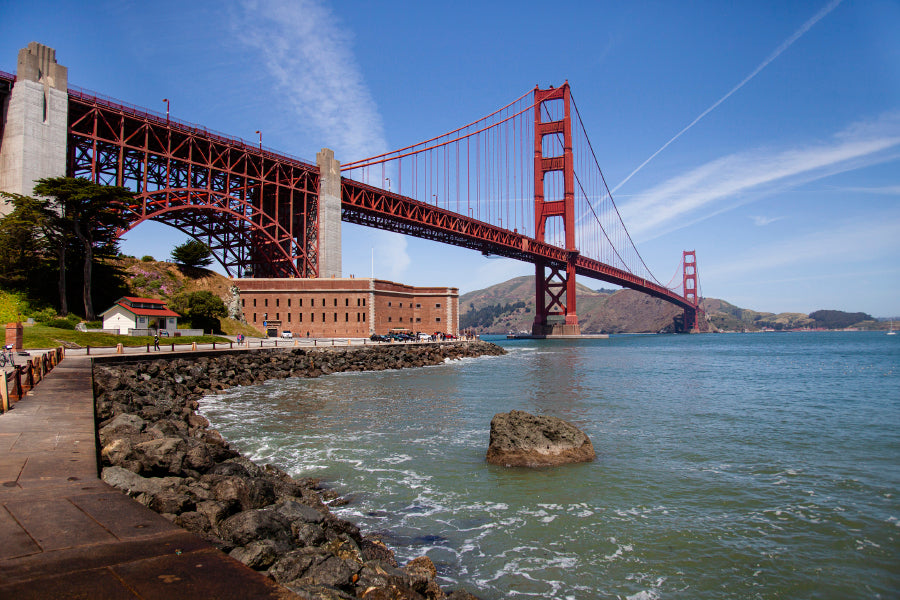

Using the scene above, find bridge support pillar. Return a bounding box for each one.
[316,148,342,278]
[0,43,68,214]
[531,256,581,337]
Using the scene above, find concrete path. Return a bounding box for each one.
[0,357,297,599]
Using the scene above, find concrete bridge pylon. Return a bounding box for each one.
[0,42,69,213]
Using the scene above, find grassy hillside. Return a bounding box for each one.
[1,257,264,346]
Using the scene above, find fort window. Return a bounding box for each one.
[288,313,291,322]
[253,299,257,307]
[435,303,441,308]
[242,299,245,307]
[436,317,441,322]
[276,299,279,307]
[265,299,268,307]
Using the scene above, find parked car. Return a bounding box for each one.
[417,332,431,341]
[281,330,293,339]
[369,334,390,342]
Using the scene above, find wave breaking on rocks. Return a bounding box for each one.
[93,342,505,600]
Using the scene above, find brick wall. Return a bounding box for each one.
[233,278,458,338]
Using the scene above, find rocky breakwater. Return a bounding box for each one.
[94,342,505,600]
[485,410,596,467]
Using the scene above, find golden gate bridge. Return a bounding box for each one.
[0,64,701,335]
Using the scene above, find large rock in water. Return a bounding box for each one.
[486,410,595,467]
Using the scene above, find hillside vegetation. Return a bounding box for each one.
[460,277,885,334]
[1,257,263,348]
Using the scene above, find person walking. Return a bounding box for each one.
[154,333,160,351]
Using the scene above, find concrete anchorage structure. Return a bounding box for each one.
[0,42,68,212]
[315,148,342,279]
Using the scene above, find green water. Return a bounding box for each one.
[199,332,899,599]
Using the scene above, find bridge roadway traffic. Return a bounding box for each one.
[0,354,298,599]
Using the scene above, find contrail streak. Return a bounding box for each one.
[612,0,843,193]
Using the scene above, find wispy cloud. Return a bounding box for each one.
[614,0,844,192]
[236,0,409,278]
[703,214,900,281]
[821,184,900,195]
[235,0,388,161]
[750,215,784,226]
[374,231,411,281]
[620,111,900,240]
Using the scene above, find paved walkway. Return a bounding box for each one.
[0,357,297,599]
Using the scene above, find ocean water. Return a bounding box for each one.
[198,332,899,599]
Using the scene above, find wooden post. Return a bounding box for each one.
[1,373,9,413]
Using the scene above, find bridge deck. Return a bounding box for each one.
[0,357,295,599]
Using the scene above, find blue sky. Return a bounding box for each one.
[2,0,898,317]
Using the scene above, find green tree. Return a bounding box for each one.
[0,193,54,292]
[169,290,226,333]
[30,177,132,320]
[171,239,214,269]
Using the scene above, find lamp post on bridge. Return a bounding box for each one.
[163,98,169,123]
[385,177,391,192]
[255,130,262,151]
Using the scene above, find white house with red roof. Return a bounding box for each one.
[100,297,180,335]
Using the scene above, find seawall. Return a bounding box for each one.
[93,341,505,599]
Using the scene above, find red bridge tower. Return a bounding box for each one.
[532,83,580,336]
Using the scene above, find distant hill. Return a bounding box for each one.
[459,277,885,334]
[460,276,685,334]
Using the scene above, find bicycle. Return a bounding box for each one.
[0,344,15,368]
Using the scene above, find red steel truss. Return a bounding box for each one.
[340,179,698,314]
[67,88,319,278]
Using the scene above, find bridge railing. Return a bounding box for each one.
[1,348,64,413]
[67,85,316,168]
